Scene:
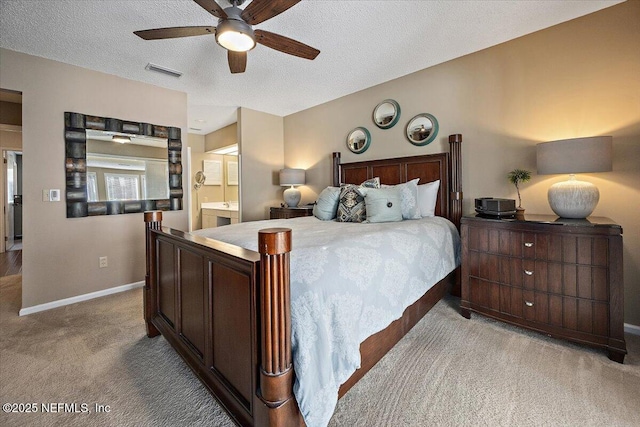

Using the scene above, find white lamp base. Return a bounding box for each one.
[283,186,301,207]
[548,175,599,219]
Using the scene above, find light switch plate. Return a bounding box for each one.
[42,189,50,202]
[49,189,61,202]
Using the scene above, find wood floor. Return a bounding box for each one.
[0,249,22,277]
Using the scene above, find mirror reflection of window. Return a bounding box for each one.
[144,160,170,198]
[85,130,168,202]
[105,173,140,201]
[87,172,98,202]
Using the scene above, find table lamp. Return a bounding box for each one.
[279,168,305,207]
[536,136,612,218]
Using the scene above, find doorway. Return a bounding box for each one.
[4,150,22,251]
[0,88,23,255]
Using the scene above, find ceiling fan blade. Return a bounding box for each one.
[193,0,227,19]
[255,30,319,60]
[134,26,215,40]
[228,51,247,74]
[241,0,301,25]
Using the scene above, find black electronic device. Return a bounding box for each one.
[474,197,516,218]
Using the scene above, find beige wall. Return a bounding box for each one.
[0,129,22,149]
[189,133,223,229]
[223,155,239,203]
[238,107,284,221]
[202,122,239,204]
[284,1,640,325]
[0,101,21,126]
[205,122,237,152]
[189,132,240,230]
[0,48,188,310]
[189,133,211,229]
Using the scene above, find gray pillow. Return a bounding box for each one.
[381,178,421,219]
[361,187,402,223]
[313,186,340,220]
[336,184,367,223]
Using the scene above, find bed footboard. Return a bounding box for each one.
[144,213,301,427]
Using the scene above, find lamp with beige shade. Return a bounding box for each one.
[536,136,612,219]
[279,168,305,208]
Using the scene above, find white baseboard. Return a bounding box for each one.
[625,323,640,336]
[19,281,144,316]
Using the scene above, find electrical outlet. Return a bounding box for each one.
[99,256,108,268]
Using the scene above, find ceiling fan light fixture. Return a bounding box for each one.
[215,19,255,52]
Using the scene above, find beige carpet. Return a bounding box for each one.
[1,275,638,426]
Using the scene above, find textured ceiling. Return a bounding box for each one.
[0,0,623,134]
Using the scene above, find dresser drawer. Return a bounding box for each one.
[468,279,610,338]
[468,226,549,259]
[521,291,610,337]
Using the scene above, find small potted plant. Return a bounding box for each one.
[507,168,531,219]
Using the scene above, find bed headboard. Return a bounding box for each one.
[332,134,463,228]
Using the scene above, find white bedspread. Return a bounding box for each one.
[193,216,460,426]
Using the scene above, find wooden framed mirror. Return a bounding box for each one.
[373,99,401,129]
[406,113,439,146]
[346,127,371,154]
[65,112,183,218]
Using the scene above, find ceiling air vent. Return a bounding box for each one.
[145,63,183,78]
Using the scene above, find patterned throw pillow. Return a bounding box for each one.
[336,184,366,222]
[381,178,421,220]
[360,177,380,188]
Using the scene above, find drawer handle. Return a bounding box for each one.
[525,301,534,307]
[524,242,534,247]
[524,269,533,276]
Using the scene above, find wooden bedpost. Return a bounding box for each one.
[256,228,300,427]
[332,152,341,187]
[448,134,463,297]
[448,134,463,230]
[144,211,162,338]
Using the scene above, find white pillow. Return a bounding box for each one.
[417,180,440,217]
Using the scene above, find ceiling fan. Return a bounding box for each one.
[134,0,320,74]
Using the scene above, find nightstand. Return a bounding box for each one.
[460,214,626,363]
[270,206,314,219]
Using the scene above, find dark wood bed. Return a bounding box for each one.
[143,134,463,426]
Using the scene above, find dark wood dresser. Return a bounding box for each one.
[460,214,626,363]
[270,206,314,219]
